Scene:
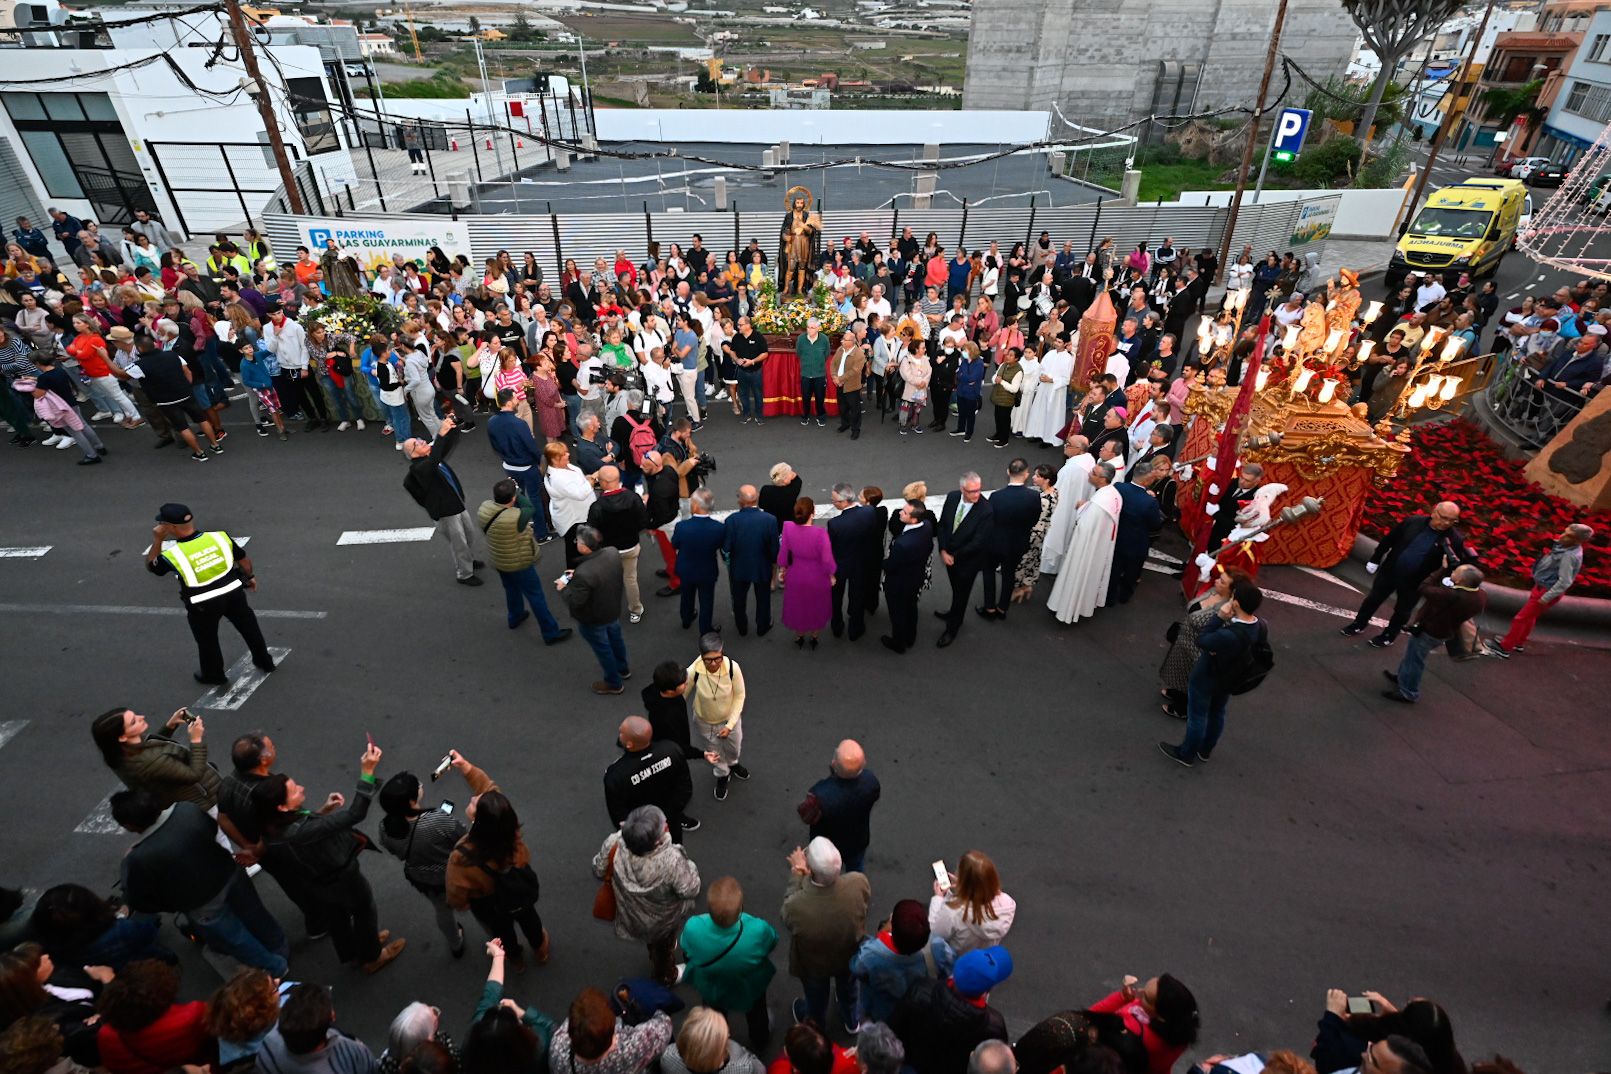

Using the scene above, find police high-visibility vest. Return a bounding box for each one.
[160,531,240,602]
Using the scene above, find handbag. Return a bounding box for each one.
[1165,621,1181,644]
[796,791,823,826]
[592,842,618,921]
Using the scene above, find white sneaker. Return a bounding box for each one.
[41,434,62,446]
[56,437,75,450]
[394,441,404,451]
[89,411,112,422]
[356,419,366,430]
[337,421,351,431]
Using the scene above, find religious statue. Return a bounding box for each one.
[1325,267,1362,335]
[1298,297,1328,356]
[778,186,821,297]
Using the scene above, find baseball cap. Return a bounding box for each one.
[155,503,193,524]
[952,945,1013,997]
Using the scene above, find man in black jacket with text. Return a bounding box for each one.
[605,715,696,841]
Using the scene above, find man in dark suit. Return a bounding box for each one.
[977,458,1042,621]
[1206,462,1264,552]
[881,502,934,654]
[1343,500,1475,647]
[860,487,889,616]
[1109,469,1165,604]
[671,487,725,633]
[722,485,779,637]
[934,472,996,648]
[827,484,880,640]
[402,415,484,586]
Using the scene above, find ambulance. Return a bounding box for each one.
[1386,179,1530,287]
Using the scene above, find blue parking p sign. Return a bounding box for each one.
[1272,108,1312,158]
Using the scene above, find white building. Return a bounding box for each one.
[358,32,397,57]
[0,1,356,239]
[1538,9,1611,163]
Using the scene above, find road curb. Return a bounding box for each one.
[1349,533,1611,631]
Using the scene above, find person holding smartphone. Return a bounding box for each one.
[378,749,499,959]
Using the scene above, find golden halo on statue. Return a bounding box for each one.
[784,185,813,208]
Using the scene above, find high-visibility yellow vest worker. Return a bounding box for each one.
[145,502,276,686]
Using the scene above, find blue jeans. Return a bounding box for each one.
[321,374,358,422]
[737,368,765,418]
[382,400,414,443]
[500,567,565,636]
[800,972,857,1031]
[502,468,550,539]
[188,871,289,977]
[577,620,629,686]
[1393,630,1443,701]
[1178,664,1229,759]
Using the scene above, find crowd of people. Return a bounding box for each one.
[0,693,1522,1074]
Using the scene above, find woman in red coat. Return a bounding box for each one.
[1087,973,1200,1074]
[96,960,210,1074]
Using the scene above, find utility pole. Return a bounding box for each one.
[1214,0,1290,285]
[226,0,304,214]
[1405,0,1497,225]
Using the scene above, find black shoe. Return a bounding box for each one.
[730,763,750,781]
[1339,624,1365,637]
[832,623,845,638]
[472,560,486,570]
[714,776,730,801]
[208,441,223,455]
[457,575,485,586]
[191,451,209,462]
[450,923,466,959]
[851,430,860,440]
[816,418,826,427]
[757,622,772,637]
[800,418,809,426]
[97,446,108,456]
[1380,688,1414,704]
[837,424,849,434]
[680,815,701,832]
[77,456,102,466]
[543,628,573,645]
[657,585,679,597]
[1368,633,1396,649]
[933,610,949,620]
[880,635,906,654]
[510,611,531,630]
[256,425,270,437]
[193,672,227,686]
[975,606,1002,621]
[807,636,818,650]
[254,659,277,673]
[655,569,670,578]
[1195,751,1212,764]
[936,631,956,648]
[736,622,749,636]
[1382,670,1399,684]
[1158,741,1193,767]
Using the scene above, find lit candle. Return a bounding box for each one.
[1293,367,1315,393]
[1324,328,1346,353]
[1439,374,1461,401]
[1421,327,1446,352]
[1317,378,1339,403]
[1255,367,1272,391]
[1282,325,1300,352]
[1356,339,1375,363]
[1409,383,1430,408]
[1442,338,1466,362]
[1362,300,1383,324]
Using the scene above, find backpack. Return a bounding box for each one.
[623,414,658,467]
[1226,621,1274,696]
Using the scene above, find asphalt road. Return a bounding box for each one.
[3,329,1610,1072]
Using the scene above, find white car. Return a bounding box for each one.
[1509,156,1552,181]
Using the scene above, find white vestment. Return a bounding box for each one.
[1046,483,1121,624]
[1038,453,1096,575]
[1010,355,1041,435]
[1023,347,1074,443]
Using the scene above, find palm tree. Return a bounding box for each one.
[1479,79,1545,158]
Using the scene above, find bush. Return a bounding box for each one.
[1274,137,1361,187]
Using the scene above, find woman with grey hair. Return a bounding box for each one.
[592,805,702,984]
[854,1023,905,1074]
[379,1002,461,1074]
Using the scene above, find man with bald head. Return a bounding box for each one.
[604,715,696,842]
[724,484,780,637]
[1343,500,1474,647]
[799,740,881,874]
[587,464,649,624]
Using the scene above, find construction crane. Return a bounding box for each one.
[403,0,421,61]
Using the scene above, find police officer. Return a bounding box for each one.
[603,715,696,842]
[145,503,275,685]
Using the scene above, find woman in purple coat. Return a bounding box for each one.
[778,496,836,649]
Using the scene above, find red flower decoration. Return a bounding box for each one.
[1360,420,1611,597]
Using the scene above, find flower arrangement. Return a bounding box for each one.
[302,295,403,340]
[751,274,848,337]
[1359,419,1611,597]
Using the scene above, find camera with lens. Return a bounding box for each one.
[693,450,718,478]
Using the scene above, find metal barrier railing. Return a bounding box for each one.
[1483,352,1592,447]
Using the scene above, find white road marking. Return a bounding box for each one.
[0,602,326,620]
[0,720,28,751]
[0,546,51,558]
[1142,562,1175,575]
[74,793,121,834]
[337,527,436,545]
[192,646,291,711]
[1295,565,1361,593]
[1262,589,1387,627]
[1505,292,1520,300]
[1147,549,1184,564]
[145,536,249,555]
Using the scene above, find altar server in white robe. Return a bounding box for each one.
[1047,460,1121,624]
[1023,340,1075,444]
[1038,435,1096,576]
[1010,348,1041,436]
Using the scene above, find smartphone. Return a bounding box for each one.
[931,860,951,893]
[1347,996,1374,1016]
[178,708,196,724]
[431,754,454,781]
[439,800,455,814]
[365,731,376,751]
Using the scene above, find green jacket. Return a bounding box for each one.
[115,727,220,809]
[679,911,778,1010]
[795,332,831,378]
[477,494,541,573]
